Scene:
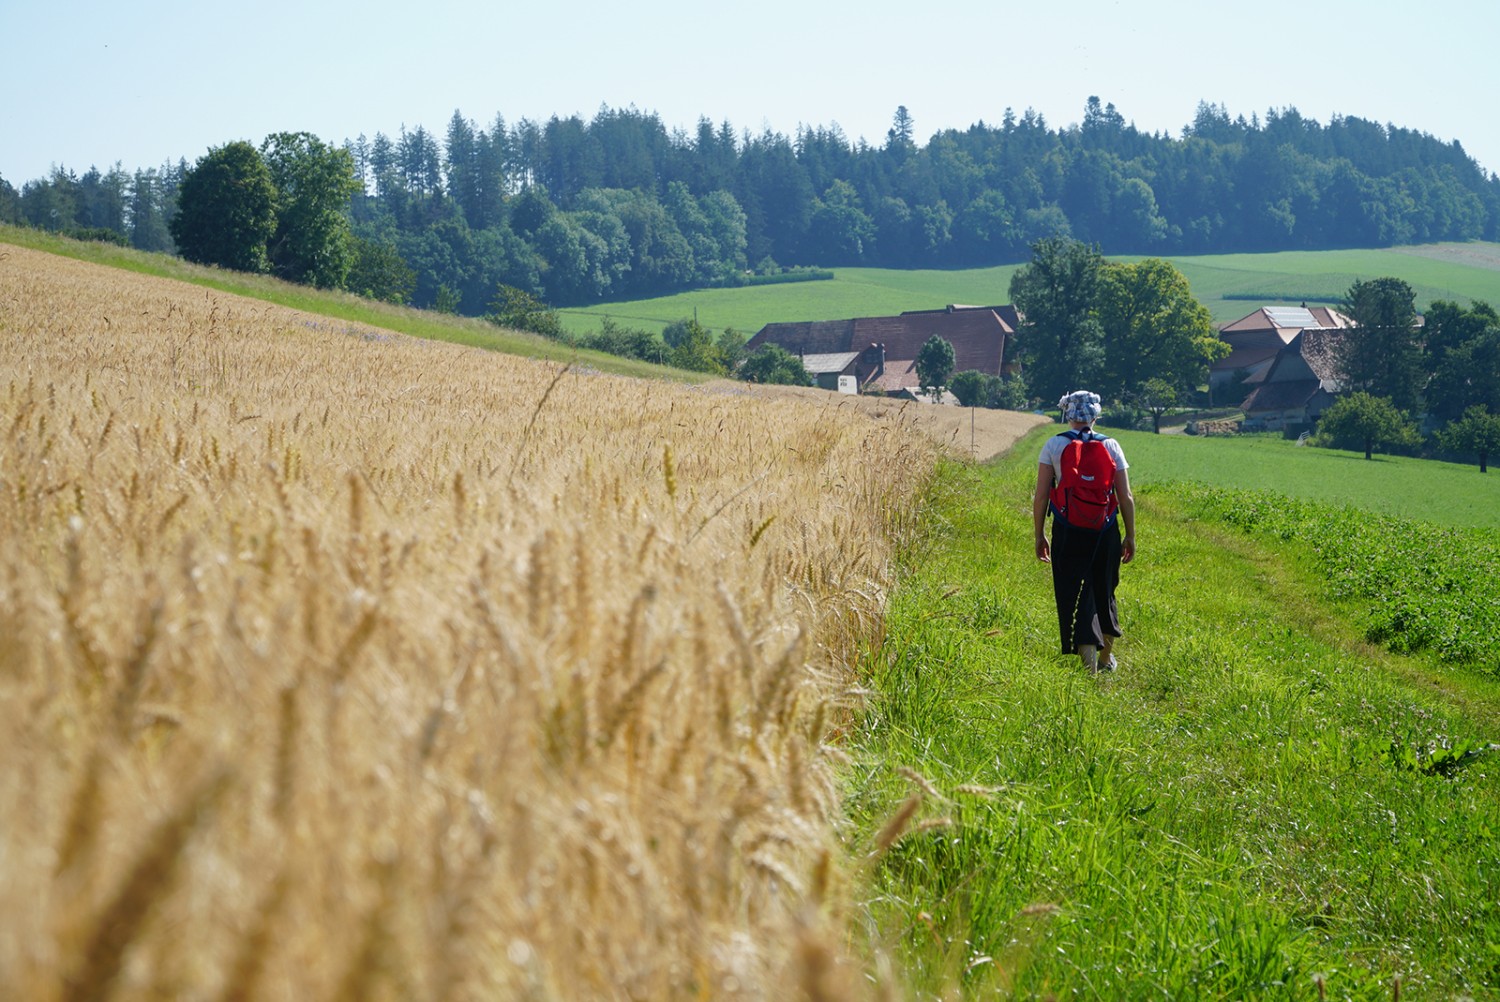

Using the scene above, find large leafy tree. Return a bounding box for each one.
[485,284,562,338]
[1009,237,1107,401]
[1096,257,1223,400]
[346,234,416,304]
[949,370,997,408]
[397,213,475,309]
[1315,392,1421,460]
[1338,277,1424,413]
[667,319,728,375]
[1422,300,1500,424]
[260,132,362,288]
[170,141,277,273]
[916,335,956,399]
[580,187,693,295]
[1438,406,1500,472]
[1136,377,1178,434]
[739,344,810,385]
[468,224,543,310]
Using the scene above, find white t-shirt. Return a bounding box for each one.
[1038,430,1129,487]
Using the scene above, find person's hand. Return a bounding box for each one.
[1121,535,1136,564]
[1035,535,1051,563]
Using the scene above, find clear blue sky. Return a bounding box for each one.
[3,0,1496,186]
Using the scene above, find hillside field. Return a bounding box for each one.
[557,242,1500,337]
[4,236,1500,1000]
[0,244,963,999]
[850,430,1500,998]
[1114,429,1500,530]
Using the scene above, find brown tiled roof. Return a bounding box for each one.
[750,307,1011,376]
[1293,328,1344,384]
[1212,329,1296,375]
[745,318,858,355]
[1212,305,1353,375]
[900,304,1020,334]
[1220,304,1354,334]
[867,358,919,393]
[992,304,1023,330]
[1241,327,1346,412]
[1242,378,1325,413]
[1307,306,1355,328]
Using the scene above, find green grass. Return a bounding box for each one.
[0,225,710,383]
[555,264,1026,339]
[560,243,1500,337]
[1155,483,1500,669]
[847,433,1500,999]
[1110,429,1500,531]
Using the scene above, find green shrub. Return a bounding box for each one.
[741,268,835,286]
[64,226,129,247]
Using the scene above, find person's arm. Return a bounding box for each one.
[1033,463,1053,562]
[1114,467,1136,563]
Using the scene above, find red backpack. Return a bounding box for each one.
[1050,430,1118,531]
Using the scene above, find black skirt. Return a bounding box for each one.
[1050,517,1123,655]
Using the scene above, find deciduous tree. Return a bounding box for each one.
[1097,258,1223,401]
[260,132,362,288]
[668,319,727,375]
[916,335,956,400]
[739,344,810,385]
[1422,300,1500,423]
[347,235,416,304]
[485,284,562,338]
[949,370,993,407]
[1437,406,1500,472]
[1338,277,1424,413]
[1009,237,1106,401]
[807,180,875,263]
[1315,392,1421,460]
[170,141,277,273]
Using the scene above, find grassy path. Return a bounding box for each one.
[847,432,1500,999]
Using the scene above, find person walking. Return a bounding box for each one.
[1032,390,1135,673]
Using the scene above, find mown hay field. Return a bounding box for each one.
[0,245,1031,1000]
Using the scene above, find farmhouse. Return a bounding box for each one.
[747,304,1018,399]
[1209,304,1353,395]
[1239,327,1345,431]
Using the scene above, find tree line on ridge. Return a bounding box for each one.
[3,98,1498,317]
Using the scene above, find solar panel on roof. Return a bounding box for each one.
[1263,306,1317,328]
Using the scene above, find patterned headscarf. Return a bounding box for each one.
[1059,390,1102,424]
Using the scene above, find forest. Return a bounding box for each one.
[2,98,1498,315]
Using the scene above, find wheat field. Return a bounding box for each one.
[0,244,993,1000]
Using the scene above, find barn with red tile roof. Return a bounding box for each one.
[747,305,1018,397]
[1240,328,1346,431]
[1210,304,1353,395]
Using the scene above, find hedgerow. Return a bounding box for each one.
[1156,484,1500,671]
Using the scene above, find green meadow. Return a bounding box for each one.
[1114,429,1500,531]
[848,429,1500,999]
[560,242,1500,336]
